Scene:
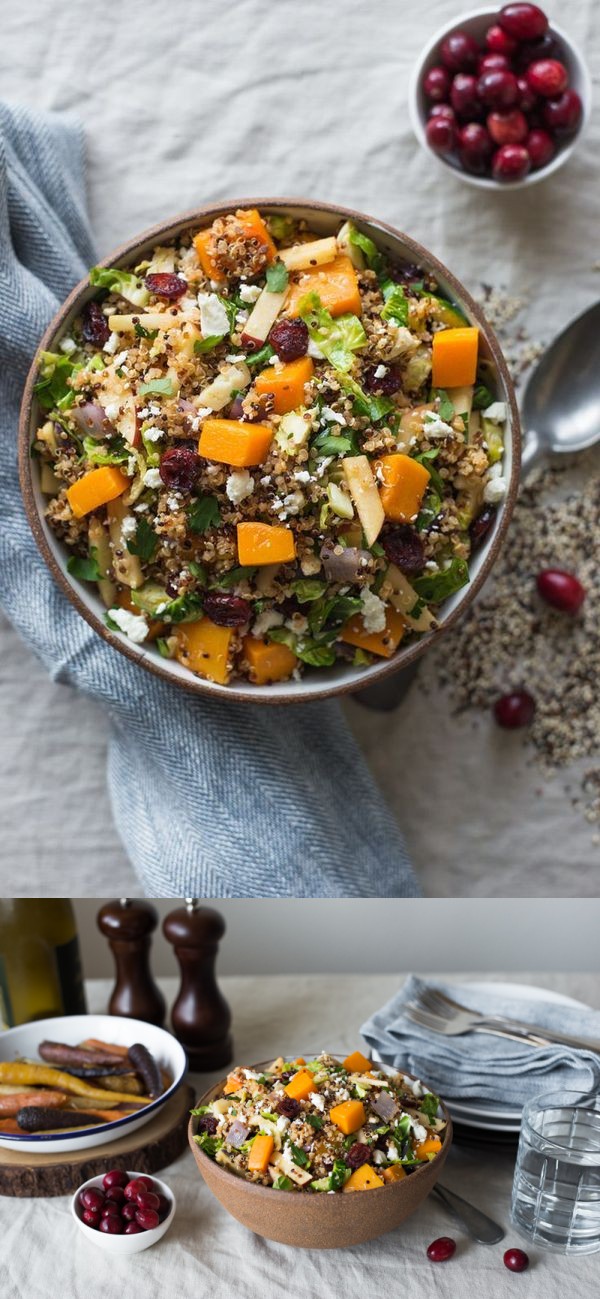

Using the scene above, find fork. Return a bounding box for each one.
[404,986,600,1053]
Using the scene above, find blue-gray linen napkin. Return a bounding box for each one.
[361,977,600,1103]
[0,101,418,898]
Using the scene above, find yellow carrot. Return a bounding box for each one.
[0,1062,151,1106]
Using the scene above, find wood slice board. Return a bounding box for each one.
[0,1083,195,1197]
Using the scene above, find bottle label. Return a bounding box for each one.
[0,955,14,1028]
[56,936,87,1015]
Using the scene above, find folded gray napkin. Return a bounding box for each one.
[0,100,418,898]
[361,976,600,1104]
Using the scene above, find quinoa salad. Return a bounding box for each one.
[32,206,508,687]
[191,1050,447,1192]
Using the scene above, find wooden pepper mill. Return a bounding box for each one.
[97,898,166,1027]
[163,899,233,1071]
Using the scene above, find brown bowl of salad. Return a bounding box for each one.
[19,198,520,703]
[188,1050,452,1248]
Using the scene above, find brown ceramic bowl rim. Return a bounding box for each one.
[18,196,521,705]
[188,1056,453,1200]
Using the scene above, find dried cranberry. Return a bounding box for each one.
[389,261,422,285]
[144,272,187,299]
[196,1114,218,1135]
[363,364,402,395]
[202,593,252,627]
[345,1143,371,1170]
[159,447,199,491]
[269,318,309,362]
[382,525,425,574]
[276,1096,301,1119]
[81,300,109,347]
[470,505,497,548]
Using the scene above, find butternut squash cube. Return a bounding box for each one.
[247,1133,275,1174]
[343,1050,373,1074]
[343,1164,385,1192]
[341,606,405,659]
[329,1099,366,1135]
[242,636,298,685]
[431,326,479,388]
[255,356,314,415]
[198,418,273,467]
[237,522,296,566]
[375,453,431,523]
[415,1137,442,1160]
[66,466,128,519]
[287,254,361,318]
[194,208,277,283]
[223,1072,244,1096]
[284,1069,315,1102]
[175,617,235,685]
[382,1164,407,1183]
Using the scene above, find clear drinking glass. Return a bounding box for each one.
[511,1090,600,1255]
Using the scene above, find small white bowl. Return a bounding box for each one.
[0,1013,187,1155]
[71,1169,176,1254]
[409,6,592,189]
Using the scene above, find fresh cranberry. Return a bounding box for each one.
[478,69,520,109]
[99,1214,124,1235]
[101,1201,121,1217]
[82,1209,101,1229]
[536,568,585,613]
[124,1222,145,1234]
[485,23,517,56]
[382,525,425,574]
[451,73,481,119]
[527,127,555,168]
[494,690,536,728]
[346,1143,372,1170]
[363,364,402,395]
[136,1208,160,1231]
[102,1168,128,1191]
[144,272,187,299]
[440,31,480,73]
[430,104,456,123]
[470,505,497,548]
[543,89,582,133]
[492,143,531,180]
[269,317,308,361]
[156,1193,170,1219]
[81,300,110,347]
[423,65,452,102]
[517,75,538,112]
[124,1177,153,1201]
[527,59,568,98]
[80,1187,105,1212]
[136,1189,160,1211]
[159,446,199,491]
[478,53,510,74]
[458,122,493,172]
[499,4,548,42]
[202,593,252,627]
[503,1247,530,1272]
[513,32,556,70]
[276,1095,301,1118]
[487,108,528,145]
[426,115,456,154]
[122,1202,139,1221]
[427,1236,457,1263]
[105,1185,126,1204]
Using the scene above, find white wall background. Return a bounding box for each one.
[73,898,600,978]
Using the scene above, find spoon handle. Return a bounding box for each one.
[433,1183,505,1245]
[521,429,542,477]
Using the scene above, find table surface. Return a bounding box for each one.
[1,0,599,897]
[1,973,599,1299]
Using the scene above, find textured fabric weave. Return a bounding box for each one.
[0,101,418,898]
[361,976,600,1102]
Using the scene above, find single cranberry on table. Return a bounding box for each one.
[426,115,456,154]
[499,3,549,42]
[504,1247,530,1272]
[536,568,585,613]
[440,30,480,72]
[423,65,452,102]
[527,58,568,98]
[492,143,531,181]
[478,68,520,109]
[543,88,582,133]
[527,128,555,168]
[144,272,187,300]
[485,23,517,57]
[427,1236,457,1263]
[451,73,482,119]
[488,108,528,145]
[494,690,536,728]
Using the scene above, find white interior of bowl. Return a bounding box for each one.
[409,7,592,190]
[0,1013,186,1154]
[27,202,517,702]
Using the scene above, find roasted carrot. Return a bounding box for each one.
[0,1090,68,1117]
[0,1063,150,1105]
[81,1039,130,1058]
[0,1119,22,1133]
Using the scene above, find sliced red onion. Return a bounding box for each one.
[320,540,373,584]
[226,1121,250,1148]
[372,1091,399,1122]
[71,402,115,440]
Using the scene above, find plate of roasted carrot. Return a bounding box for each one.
[0,1015,187,1154]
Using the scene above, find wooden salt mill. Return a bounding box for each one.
[163,899,233,1071]
[97,898,166,1027]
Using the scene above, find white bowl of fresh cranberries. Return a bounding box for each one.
[410,4,591,187]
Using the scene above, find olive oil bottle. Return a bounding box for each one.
[0,900,87,1028]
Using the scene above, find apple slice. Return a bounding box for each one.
[336,221,365,270]
[107,311,195,333]
[279,237,337,272]
[97,365,138,446]
[386,563,437,632]
[342,455,385,547]
[196,360,251,412]
[106,496,143,589]
[241,287,288,349]
[88,515,117,608]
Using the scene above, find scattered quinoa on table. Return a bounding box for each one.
[33,206,507,687]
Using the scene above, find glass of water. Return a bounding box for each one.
[511,1090,600,1255]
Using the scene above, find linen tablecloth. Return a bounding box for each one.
[0,0,599,896]
[1,973,599,1299]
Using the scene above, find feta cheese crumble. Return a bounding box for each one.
[120,514,137,540]
[108,607,148,644]
[143,467,162,489]
[251,610,284,639]
[197,291,229,339]
[423,410,454,439]
[239,283,261,303]
[59,336,77,355]
[482,401,507,424]
[483,474,507,504]
[103,331,120,355]
[360,587,387,633]
[142,425,163,442]
[226,469,254,504]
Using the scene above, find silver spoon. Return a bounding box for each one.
[433,1183,505,1245]
[357,299,600,711]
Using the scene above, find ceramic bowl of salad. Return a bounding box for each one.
[19,198,520,703]
[187,1050,452,1248]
